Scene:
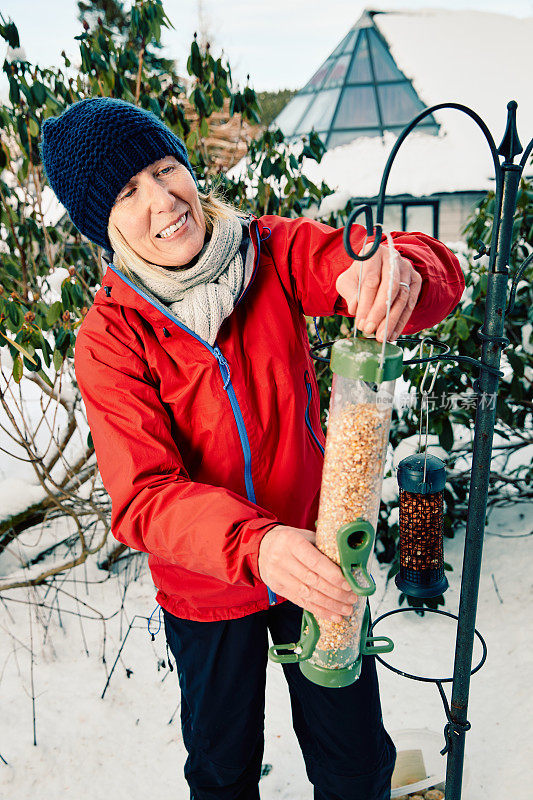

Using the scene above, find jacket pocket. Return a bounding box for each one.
[304,370,325,455]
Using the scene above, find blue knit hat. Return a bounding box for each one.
[39,97,197,251]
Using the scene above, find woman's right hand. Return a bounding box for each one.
[258,525,357,622]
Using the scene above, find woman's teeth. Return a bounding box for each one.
[158,213,187,238]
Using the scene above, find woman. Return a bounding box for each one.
[40,97,464,800]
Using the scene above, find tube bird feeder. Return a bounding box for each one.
[395,453,449,599]
[269,336,403,686]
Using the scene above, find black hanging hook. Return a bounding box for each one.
[343,203,382,261]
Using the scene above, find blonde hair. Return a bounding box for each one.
[107,188,245,282]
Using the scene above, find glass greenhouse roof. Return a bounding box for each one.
[275,15,439,149]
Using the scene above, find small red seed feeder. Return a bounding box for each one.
[395,453,449,599]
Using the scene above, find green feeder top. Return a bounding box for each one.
[330,337,403,384]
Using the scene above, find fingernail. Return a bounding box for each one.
[363,322,374,334]
[331,614,343,623]
[357,317,366,329]
[343,605,353,615]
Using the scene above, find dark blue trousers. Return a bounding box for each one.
[163,601,396,800]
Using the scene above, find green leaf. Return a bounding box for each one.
[71,283,84,307]
[55,327,67,350]
[31,82,47,106]
[8,77,20,107]
[36,368,53,388]
[87,430,94,449]
[199,117,209,138]
[28,117,39,138]
[6,301,22,328]
[23,351,41,372]
[53,348,64,372]
[38,334,52,367]
[439,416,454,452]
[3,20,20,48]
[192,87,208,117]
[12,354,23,383]
[456,317,470,340]
[0,329,37,363]
[61,282,73,310]
[261,158,272,179]
[186,130,198,149]
[46,301,63,327]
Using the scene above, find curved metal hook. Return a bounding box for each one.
[343,203,382,261]
[373,103,503,233]
[343,103,505,270]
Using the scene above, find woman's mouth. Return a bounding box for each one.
[156,211,189,240]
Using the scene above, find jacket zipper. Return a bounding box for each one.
[107,224,277,606]
[304,371,325,456]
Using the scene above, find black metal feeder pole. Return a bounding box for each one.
[342,100,532,800]
[445,101,531,800]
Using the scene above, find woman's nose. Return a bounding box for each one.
[144,177,176,213]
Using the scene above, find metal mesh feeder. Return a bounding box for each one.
[396,453,449,599]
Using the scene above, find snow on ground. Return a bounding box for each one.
[0,500,531,800]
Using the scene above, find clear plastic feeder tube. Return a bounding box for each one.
[308,339,401,677]
[269,337,403,687]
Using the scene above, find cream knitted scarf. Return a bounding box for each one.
[115,212,252,345]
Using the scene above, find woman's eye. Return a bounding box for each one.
[120,187,135,201]
[158,166,173,176]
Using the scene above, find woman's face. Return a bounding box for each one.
[109,156,206,267]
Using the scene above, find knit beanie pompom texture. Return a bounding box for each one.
[39,97,196,251]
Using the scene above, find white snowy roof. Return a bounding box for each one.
[302,8,533,201]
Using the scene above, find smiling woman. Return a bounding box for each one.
[108,158,207,268]
[38,95,464,800]
[107,157,240,281]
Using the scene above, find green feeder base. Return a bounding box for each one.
[299,655,363,688]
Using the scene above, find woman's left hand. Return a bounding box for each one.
[335,242,422,342]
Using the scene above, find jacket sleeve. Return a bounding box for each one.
[260,215,465,333]
[74,317,278,586]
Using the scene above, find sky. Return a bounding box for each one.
[0,0,532,96]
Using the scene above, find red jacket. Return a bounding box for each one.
[74,215,464,621]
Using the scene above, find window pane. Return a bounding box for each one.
[347,31,372,83]
[383,204,403,231]
[275,94,314,136]
[330,28,357,58]
[296,88,341,135]
[406,205,435,236]
[368,29,402,81]
[323,54,352,89]
[328,128,381,148]
[303,59,334,92]
[341,29,357,53]
[333,86,379,129]
[378,83,425,127]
